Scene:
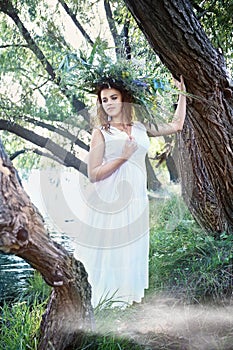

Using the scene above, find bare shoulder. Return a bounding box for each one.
[90,127,105,147]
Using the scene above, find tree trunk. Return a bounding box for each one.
[0,139,94,349]
[124,0,233,234]
[146,155,162,191]
[177,121,225,236]
[164,136,179,183]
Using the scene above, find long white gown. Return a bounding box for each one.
[73,121,150,308]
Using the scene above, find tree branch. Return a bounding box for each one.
[21,116,90,151]
[104,0,121,57]
[122,16,131,59]
[0,44,29,48]
[58,0,94,46]
[0,119,88,176]
[0,0,87,114]
[1,1,56,81]
[190,1,207,19]
[10,148,68,166]
[17,79,50,103]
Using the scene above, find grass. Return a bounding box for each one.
[1,190,233,348]
[77,334,145,350]
[148,191,233,302]
[0,271,50,350]
[0,297,45,350]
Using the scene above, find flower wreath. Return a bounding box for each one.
[86,59,173,123]
[58,52,174,123]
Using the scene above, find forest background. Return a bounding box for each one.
[0,0,233,349]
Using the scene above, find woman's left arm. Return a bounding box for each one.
[145,75,186,137]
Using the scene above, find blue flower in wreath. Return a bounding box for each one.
[153,79,165,90]
[132,79,149,88]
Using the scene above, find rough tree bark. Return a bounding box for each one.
[0,139,93,349]
[124,0,233,235]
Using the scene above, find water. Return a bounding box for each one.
[0,231,73,304]
[0,254,33,303]
[0,170,78,303]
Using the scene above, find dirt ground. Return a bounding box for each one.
[96,294,233,350]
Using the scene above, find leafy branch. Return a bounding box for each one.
[0,119,88,176]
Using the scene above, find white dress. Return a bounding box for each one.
[74,122,150,308]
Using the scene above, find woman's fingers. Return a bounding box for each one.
[122,137,138,159]
[173,75,186,92]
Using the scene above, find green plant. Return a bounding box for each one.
[0,272,50,349]
[0,298,45,350]
[77,333,144,350]
[16,271,51,305]
[148,194,233,302]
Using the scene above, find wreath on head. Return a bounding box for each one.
[83,59,171,122]
[58,50,173,123]
[88,60,157,101]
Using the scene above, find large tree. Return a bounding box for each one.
[124,0,233,235]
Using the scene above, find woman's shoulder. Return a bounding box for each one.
[92,125,112,141]
[92,125,107,133]
[91,127,105,141]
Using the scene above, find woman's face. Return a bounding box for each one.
[100,88,123,119]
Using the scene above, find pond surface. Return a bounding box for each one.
[0,254,33,303]
[0,232,73,304]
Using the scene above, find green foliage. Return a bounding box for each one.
[192,0,233,69]
[56,36,177,127]
[77,333,144,350]
[0,131,40,173]
[17,271,51,305]
[149,194,233,302]
[0,298,44,350]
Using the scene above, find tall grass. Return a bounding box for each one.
[0,271,50,350]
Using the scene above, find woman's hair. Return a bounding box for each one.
[96,80,135,130]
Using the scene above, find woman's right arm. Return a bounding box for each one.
[145,75,186,137]
[88,129,137,183]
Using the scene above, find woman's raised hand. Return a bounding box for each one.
[173,75,186,93]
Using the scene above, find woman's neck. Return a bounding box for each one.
[109,114,131,125]
[110,121,132,126]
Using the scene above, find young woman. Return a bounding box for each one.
[74,75,186,308]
